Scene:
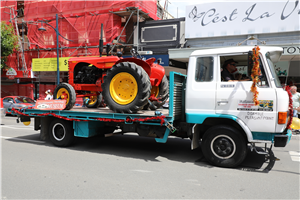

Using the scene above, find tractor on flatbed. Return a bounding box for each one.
[53,45,168,113]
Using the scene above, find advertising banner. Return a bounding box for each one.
[186,0,300,38]
[34,100,66,110]
[32,57,71,71]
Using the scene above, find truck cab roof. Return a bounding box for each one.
[190,46,283,57]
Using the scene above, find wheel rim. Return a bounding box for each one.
[84,92,97,105]
[210,135,236,159]
[52,123,66,141]
[150,86,159,97]
[57,88,70,104]
[109,72,138,105]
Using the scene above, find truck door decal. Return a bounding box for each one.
[237,100,273,111]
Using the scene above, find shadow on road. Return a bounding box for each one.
[5,131,279,172]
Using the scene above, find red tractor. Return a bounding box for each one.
[53,48,169,113]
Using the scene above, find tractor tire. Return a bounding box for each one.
[53,83,76,110]
[201,125,247,168]
[143,75,169,110]
[83,92,101,108]
[49,118,75,147]
[101,62,151,113]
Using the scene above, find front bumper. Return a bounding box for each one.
[274,129,292,147]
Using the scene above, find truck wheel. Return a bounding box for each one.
[49,119,74,147]
[54,83,76,110]
[83,92,101,108]
[102,62,151,113]
[201,125,247,168]
[143,75,169,110]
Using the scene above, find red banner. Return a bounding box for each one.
[34,100,66,110]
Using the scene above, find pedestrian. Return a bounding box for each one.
[290,86,300,118]
[45,89,53,100]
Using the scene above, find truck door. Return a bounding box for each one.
[216,54,277,133]
[185,56,217,123]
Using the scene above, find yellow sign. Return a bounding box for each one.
[32,57,71,71]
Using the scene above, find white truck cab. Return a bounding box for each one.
[186,46,291,167]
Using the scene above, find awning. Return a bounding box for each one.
[168,47,200,63]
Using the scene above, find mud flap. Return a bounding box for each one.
[192,132,200,150]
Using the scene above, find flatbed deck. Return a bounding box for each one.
[11,105,171,125]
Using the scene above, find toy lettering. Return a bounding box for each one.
[282,46,300,54]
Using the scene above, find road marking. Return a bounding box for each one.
[289,151,300,162]
[0,125,33,129]
[0,136,45,144]
[131,170,152,173]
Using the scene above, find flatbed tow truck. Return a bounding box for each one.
[11,46,292,168]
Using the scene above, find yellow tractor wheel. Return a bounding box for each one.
[101,62,151,113]
[53,83,76,110]
[109,72,138,105]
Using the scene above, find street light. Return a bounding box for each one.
[38,14,72,85]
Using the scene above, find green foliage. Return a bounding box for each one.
[1,21,19,69]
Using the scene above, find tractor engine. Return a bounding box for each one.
[74,65,102,84]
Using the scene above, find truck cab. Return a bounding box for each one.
[185,46,291,167]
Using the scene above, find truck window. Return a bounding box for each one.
[256,57,269,88]
[266,52,282,88]
[220,55,269,87]
[195,57,214,82]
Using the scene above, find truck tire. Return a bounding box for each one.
[201,125,247,168]
[83,92,101,108]
[102,62,151,113]
[143,75,169,110]
[53,83,76,110]
[49,119,74,147]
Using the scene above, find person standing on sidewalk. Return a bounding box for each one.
[291,86,300,118]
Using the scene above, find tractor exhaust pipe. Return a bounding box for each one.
[106,43,111,57]
[99,23,103,57]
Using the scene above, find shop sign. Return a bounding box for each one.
[186,0,300,38]
[32,57,71,71]
[282,46,300,55]
[6,67,17,79]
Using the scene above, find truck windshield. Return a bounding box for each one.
[265,53,282,88]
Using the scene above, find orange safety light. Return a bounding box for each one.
[278,112,287,124]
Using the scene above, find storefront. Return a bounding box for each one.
[1,56,36,99]
[169,0,300,89]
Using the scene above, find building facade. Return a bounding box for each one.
[169,0,300,88]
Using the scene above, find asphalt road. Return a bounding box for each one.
[1,116,299,199]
